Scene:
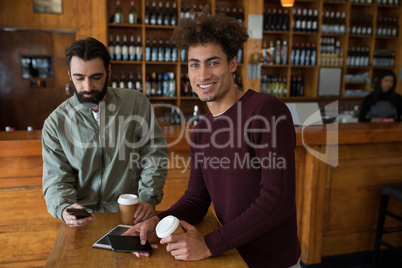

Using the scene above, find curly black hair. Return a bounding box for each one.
[171,6,249,62]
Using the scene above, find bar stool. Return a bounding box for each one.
[372,182,402,265]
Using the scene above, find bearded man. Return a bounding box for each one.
[42,37,168,228]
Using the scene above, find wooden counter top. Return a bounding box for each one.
[3,123,402,149]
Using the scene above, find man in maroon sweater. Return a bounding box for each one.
[125,8,301,268]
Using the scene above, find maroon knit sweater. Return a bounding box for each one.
[157,90,301,267]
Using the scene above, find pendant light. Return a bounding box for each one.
[281,0,295,7]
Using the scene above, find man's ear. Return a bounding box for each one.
[230,57,237,73]
[108,64,112,77]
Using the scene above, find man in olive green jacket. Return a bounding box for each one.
[42,37,168,228]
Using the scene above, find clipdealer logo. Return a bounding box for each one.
[301,101,339,167]
[63,100,339,169]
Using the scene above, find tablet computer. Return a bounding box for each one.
[92,224,133,250]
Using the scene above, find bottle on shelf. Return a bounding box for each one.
[171,2,178,26]
[151,38,158,61]
[129,35,135,61]
[119,72,126,88]
[283,9,289,31]
[263,8,271,31]
[268,40,275,65]
[150,72,157,96]
[145,74,151,97]
[157,1,163,25]
[281,40,287,65]
[122,35,129,61]
[129,0,138,24]
[115,35,122,61]
[145,0,150,24]
[114,0,123,24]
[168,72,176,97]
[127,72,134,89]
[135,36,142,61]
[111,73,118,88]
[108,35,114,60]
[275,40,281,65]
[136,72,142,93]
[158,38,164,62]
[150,1,157,25]
[165,39,171,62]
[164,2,170,26]
[171,41,178,62]
[145,37,151,61]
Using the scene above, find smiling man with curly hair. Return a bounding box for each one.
[125,7,301,268]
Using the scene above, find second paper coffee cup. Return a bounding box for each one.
[156,215,185,239]
[118,194,139,225]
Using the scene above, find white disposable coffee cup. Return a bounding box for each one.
[156,215,184,239]
[118,194,139,225]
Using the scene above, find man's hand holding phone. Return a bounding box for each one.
[62,203,96,228]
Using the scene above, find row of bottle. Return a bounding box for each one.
[349,14,373,35]
[109,35,142,61]
[377,0,400,5]
[346,46,370,67]
[377,16,398,37]
[214,5,245,22]
[290,76,304,97]
[320,37,343,66]
[111,72,142,92]
[355,0,401,4]
[350,0,374,3]
[261,40,288,65]
[144,72,176,97]
[263,8,290,32]
[373,49,395,67]
[113,0,138,24]
[144,1,178,26]
[321,11,346,34]
[260,75,287,97]
[291,42,317,66]
[293,9,319,33]
[327,0,399,4]
[145,37,180,62]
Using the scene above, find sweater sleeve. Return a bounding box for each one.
[204,99,297,256]
[157,127,211,224]
[42,118,78,220]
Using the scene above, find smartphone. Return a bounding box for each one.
[66,208,92,219]
[107,235,153,253]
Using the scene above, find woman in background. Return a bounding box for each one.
[359,70,402,122]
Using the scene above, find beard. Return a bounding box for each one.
[71,75,108,109]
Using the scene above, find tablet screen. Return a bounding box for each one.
[92,224,132,249]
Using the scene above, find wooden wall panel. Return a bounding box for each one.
[321,143,402,257]
[0,0,107,130]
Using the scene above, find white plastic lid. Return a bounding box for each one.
[156,215,180,238]
[118,194,139,205]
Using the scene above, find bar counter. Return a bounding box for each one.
[1,122,402,266]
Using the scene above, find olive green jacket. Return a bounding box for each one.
[42,87,168,220]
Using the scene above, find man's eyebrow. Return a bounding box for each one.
[188,56,222,62]
[72,72,104,77]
